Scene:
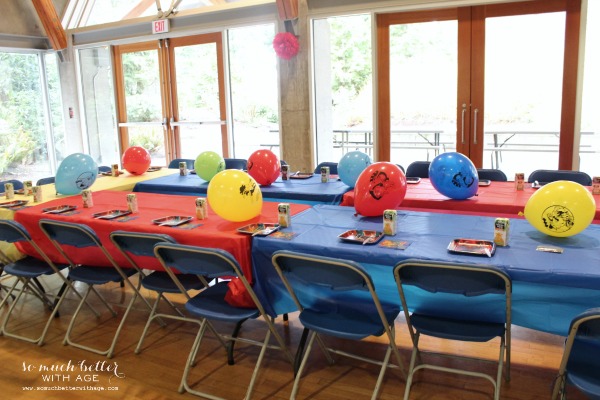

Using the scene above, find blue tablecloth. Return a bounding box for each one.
[251,205,600,336]
[133,173,351,205]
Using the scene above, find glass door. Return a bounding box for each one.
[113,33,226,166]
[377,0,580,177]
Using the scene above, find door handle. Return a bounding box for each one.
[473,108,479,145]
[461,103,467,144]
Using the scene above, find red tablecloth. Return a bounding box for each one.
[341,178,600,220]
[14,190,310,284]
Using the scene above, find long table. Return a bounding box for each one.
[133,173,352,205]
[251,204,600,336]
[340,178,600,219]
[12,191,310,286]
[1,168,179,261]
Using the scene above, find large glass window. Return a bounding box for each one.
[313,14,373,164]
[580,1,600,176]
[228,23,279,159]
[78,46,119,167]
[0,51,63,183]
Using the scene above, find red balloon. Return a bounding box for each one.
[247,150,280,186]
[354,162,407,216]
[122,146,151,175]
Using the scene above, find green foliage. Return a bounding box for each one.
[0,52,46,173]
[130,129,163,154]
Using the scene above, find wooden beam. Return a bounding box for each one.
[31,0,67,50]
[123,0,156,19]
[276,0,298,20]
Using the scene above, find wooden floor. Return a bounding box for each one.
[0,273,585,400]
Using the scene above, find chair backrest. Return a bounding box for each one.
[396,164,405,173]
[314,162,338,174]
[110,231,176,270]
[0,219,62,271]
[224,158,247,170]
[528,169,592,186]
[1,179,24,191]
[98,165,112,173]
[36,176,55,186]
[394,259,511,325]
[477,168,507,182]
[154,243,238,279]
[554,308,600,398]
[405,161,430,178]
[168,158,195,169]
[39,219,122,271]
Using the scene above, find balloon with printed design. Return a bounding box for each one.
[247,149,280,186]
[207,170,263,222]
[55,153,98,195]
[429,152,478,200]
[338,151,372,188]
[354,162,407,216]
[524,180,595,237]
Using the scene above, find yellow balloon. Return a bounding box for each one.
[207,170,263,222]
[524,180,596,237]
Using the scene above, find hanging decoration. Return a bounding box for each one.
[273,32,299,60]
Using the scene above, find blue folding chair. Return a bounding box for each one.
[36,176,55,186]
[393,259,512,400]
[528,169,592,186]
[39,219,143,358]
[1,179,24,192]
[0,220,69,345]
[477,168,508,182]
[224,158,248,170]
[271,250,406,399]
[154,243,293,399]
[98,165,112,173]
[405,161,430,178]
[109,231,206,354]
[314,161,338,174]
[552,308,600,400]
[168,158,195,169]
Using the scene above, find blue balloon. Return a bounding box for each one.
[338,151,372,188]
[55,153,98,195]
[429,152,478,200]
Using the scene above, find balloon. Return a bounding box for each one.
[524,180,596,237]
[354,162,407,217]
[122,146,151,175]
[247,150,280,186]
[207,170,263,222]
[429,152,478,200]
[55,153,98,195]
[195,151,225,182]
[338,151,372,188]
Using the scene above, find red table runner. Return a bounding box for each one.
[14,190,310,284]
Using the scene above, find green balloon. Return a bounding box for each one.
[194,151,225,181]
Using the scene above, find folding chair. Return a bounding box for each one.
[552,308,600,400]
[224,158,248,170]
[271,250,406,400]
[477,168,508,182]
[109,231,205,354]
[36,176,56,186]
[154,243,293,399]
[314,161,338,174]
[528,169,592,186]
[39,219,143,358]
[0,220,69,345]
[168,158,195,169]
[405,161,430,178]
[393,259,511,400]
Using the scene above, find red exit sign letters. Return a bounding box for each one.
[152,19,170,34]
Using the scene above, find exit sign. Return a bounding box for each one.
[152,19,170,34]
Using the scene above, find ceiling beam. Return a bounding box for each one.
[31,0,67,50]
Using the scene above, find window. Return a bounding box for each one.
[0,51,64,183]
[312,14,373,164]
